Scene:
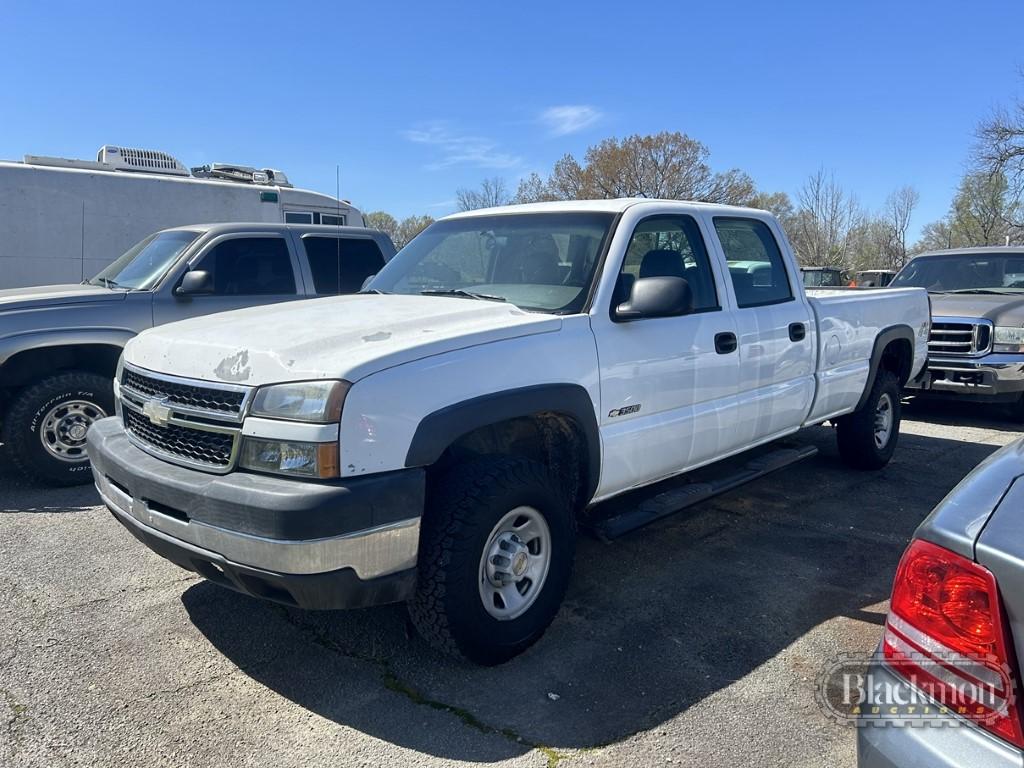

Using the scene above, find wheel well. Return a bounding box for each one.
[429,413,591,513]
[879,338,913,385]
[0,344,122,396]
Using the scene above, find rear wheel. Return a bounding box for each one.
[1,371,114,486]
[409,457,574,665]
[836,370,900,470]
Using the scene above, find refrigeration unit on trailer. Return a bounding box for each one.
[0,145,363,288]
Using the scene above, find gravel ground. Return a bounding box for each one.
[1,400,1020,768]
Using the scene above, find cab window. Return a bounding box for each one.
[714,217,793,308]
[195,237,297,295]
[303,236,386,294]
[614,214,719,313]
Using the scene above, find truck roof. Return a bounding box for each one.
[160,222,384,238]
[443,198,773,219]
[912,246,1024,259]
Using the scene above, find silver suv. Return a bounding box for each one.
[0,222,394,486]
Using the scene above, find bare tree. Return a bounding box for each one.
[976,90,1024,226]
[883,186,920,268]
[394,215,435,249]
[791,169,863,267]
[455,177,510,211]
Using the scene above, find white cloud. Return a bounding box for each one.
[402,121,521,171]
[539,105,602,136]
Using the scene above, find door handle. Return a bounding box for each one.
[789,322,806,342]
[715,332,738,355]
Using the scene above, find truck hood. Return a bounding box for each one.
[125,294,562,386]
[929,292,1024,325]
[0,284,127,313]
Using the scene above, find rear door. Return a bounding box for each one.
[710,216,815,447]
[593,212,741,498]
[153,233,306,324]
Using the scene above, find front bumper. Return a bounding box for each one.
[87,417,424,609]
[905,353,1024,402]
[856,658,1022,768]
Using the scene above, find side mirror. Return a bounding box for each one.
[175,270,213,296]
[361,274,377,291]
[614,276,693,320]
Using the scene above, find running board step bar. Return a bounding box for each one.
[584,445,819,541]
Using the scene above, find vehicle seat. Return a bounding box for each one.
[731,271,756,305]
[519,234,562,284]
[639,249,685,279]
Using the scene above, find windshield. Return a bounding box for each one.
[368,212,615,313]
[88,230,199,290]
[890,254,1024,294]
[802,269,844,287]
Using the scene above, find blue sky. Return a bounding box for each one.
[4,1,1023,239]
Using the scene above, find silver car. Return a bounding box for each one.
[858,438,1024,766]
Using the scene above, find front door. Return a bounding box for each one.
[593,213,740,499]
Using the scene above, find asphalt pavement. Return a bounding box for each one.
[2,400,1020,768]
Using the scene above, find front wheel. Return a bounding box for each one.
[836,370,901,470]
[409,457,575,665]
[1,371,114,486]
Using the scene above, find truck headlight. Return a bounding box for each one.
[994,327,1024,353]
[239,437,340,478]
[249,380,349,423]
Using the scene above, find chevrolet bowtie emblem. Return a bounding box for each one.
[142,399,172,427]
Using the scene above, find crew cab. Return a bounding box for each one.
[87,199,930,664]
[893,247,1024,418]
[0,222,394,485]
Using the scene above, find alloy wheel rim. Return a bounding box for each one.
[478,506,552,621]
[39,400,107,463]
[874,393,893,450]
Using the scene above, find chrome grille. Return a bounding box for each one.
[119,365,249,473]
[928,318,992,357]
[123,408,235,468]
[122,368,245,416]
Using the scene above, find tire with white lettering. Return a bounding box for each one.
[1,372,114,486]
[409,457,575,665]
[836,370,900,470]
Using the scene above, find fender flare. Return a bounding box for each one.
[0,328,136,375]
[855,324,915,411]
[404,383,601,503]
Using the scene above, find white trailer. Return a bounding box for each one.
[0,145,364,288]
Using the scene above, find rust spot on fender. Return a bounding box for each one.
[214,350,251,382]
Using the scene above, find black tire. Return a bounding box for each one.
[409,457,575,665]
[836,370,901,470]
[1,371,114,486]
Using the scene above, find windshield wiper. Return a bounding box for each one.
[420,288,507,302]
[89,277,126,289]
[946,288,1022,295]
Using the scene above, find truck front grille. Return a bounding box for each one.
[119,364,249,472]
[928,319,992,357]
[122,368,246,416]
[123,408,236,469]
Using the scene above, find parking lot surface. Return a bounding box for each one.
[2,402,1020,768]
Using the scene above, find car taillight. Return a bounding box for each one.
[883,538,1024,747]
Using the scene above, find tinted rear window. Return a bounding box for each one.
[303,236,386,294]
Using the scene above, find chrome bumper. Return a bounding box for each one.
[906,353,1024,397]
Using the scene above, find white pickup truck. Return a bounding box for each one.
[87,199,930,664]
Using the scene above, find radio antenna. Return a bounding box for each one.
[336,164,342,293]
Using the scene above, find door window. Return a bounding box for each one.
[615,215,719,313]
[303,236,386,294]
[195,237,297,295]
[714,218,793,308]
